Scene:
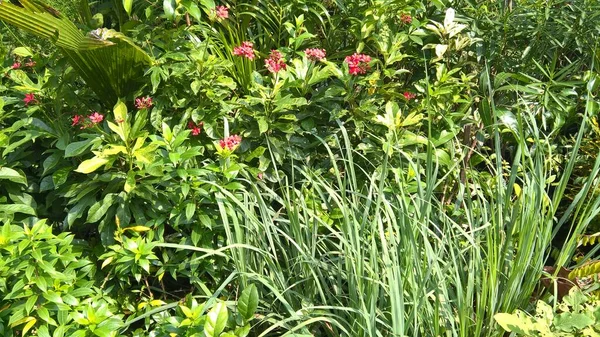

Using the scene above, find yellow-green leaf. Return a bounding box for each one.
[123,0,133,16]
[75,157,109,174]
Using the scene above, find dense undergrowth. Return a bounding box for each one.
[1,0,600,336]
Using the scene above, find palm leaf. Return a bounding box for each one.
[0,0,152,104]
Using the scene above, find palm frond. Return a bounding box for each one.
[0,0,152,104]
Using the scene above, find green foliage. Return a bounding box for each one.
[0,0,599,336]
[495,288,600,336]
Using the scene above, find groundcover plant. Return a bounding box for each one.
[0,0,599,336]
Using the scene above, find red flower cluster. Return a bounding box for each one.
[400,14,412,25]
[72,112,105,129]
[11,62,21,69]
[305,48,326,62]
[265,50,286,73]
[345,53,371,75]
[188,120,203,136]
[219,134,242,151]
[403,92,416,100]
[89,112,104,124]
[233,41,256,60]
[135,96,153,109]
[23,93,37,106]
[215,5,229,19]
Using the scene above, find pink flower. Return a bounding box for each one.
[72,115,83,126]
[219,134,242,151]
[403,91,416,100]
[188,121,203,136]
[305,48,326,62]
[233,41,256,60]
[215,5,229,19]
[345,53,371,76]
[89,112,104,124]
[257,172,264,180]
[265,50,286,73]
[135,96,153,109]
[23,93,36,106]
[25,60,36,68]
[11,62,21,69]
[400,13,412,25]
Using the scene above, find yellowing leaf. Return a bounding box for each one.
[101,256,114,269]
[125,226,151,232]
[75,157,109,174]
[435,44,448,58]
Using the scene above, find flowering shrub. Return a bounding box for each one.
[215,5,229,19]
[233,41,256,60]
[23,92,36,105]
[219,134,242,151]
[305,48,326,61]
[188,120,203,135]
[345,53,372,75]
[265,50,286,73]
[134,96,153,109]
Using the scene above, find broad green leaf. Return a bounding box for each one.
[554,312,594,331]
[75,157,109,174]
[0,204,36,216]
[13,47,33,57]
[124,170,136,193]
[163,0,176,20]
[204,302,228,337]
[0,167,27,185]
[238,284,258,321]
[87,194,117,223]
[181,0,202,21]
[65,139,96,157]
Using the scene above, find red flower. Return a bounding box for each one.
[400,13,412,25]
[188,121,203,136]
[89,112,104,124]
[219,134,242,151]
[23,93,36,106]
[11,62,21,69]
[72,115,83,126]
[233,41,256,60]
[305,48,326,62]
[215,5,229,19]
[265,50,286,73]
[135,96,153,109]
[345,53,371,75]
[403,91,416,100]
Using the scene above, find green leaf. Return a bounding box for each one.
[65,139,96,157]
[75,157,109,174]
[25,295,38,314]
[237,284,258,322]
[257,116,268,134]
[123,0,133,16]
[181,0,202,21]
[204,302,228,337]
[87,194,118,223]
[163,0,176,20]
[0,204,36,216]
[0,167,27,185]
[554,312,595,331]
[13,47,33,57]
